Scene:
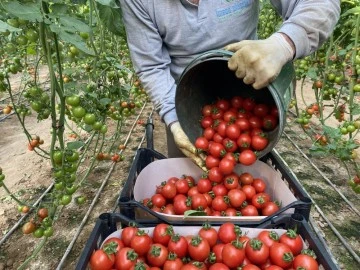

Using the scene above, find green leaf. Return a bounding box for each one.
[306,67,317,80]
[87,92,98,98]
[309,145,327,156]
[323,125,341,138]
[3,1,43,22]
[95,0,119,8]
[342,7,360,17]
[51,3,69,15]
[351,103,360,115]
[184,210,207,217]
[99,98,112,106]
[58,30,95,55]
[59,16,91,33]
[96,2,124,36]
[67,141,85,150]
[0,20,21,32]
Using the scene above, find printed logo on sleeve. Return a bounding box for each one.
[216,0,253,21]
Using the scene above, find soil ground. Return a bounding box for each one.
[0,76,359,270]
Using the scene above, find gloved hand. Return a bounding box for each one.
[224,33,295,89]
[170,121,207,171]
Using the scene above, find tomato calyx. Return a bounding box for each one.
[285,228,299,239]
[207,251,217,264]
[103,241,118,255]
[167,252,178,261]
[233,224,242,236]
[149,245,162,257]
[300,249,317,259]
[269,231,280,241]
[282,251,294,262]
[249,238,264,250]
[190,235,203,247]
[126,249,139,261]
[202,222,212,230]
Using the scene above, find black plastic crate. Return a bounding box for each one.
[116,147,312,225]
[76,213,338,270]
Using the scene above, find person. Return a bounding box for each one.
[119,0,340,169]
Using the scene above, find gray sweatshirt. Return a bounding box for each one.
[119,0,340,126]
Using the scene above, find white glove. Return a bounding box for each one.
[170,122,207,171]
[225,33,295,89]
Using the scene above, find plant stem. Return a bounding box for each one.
[17,238,47,270]
[1,183,29,207]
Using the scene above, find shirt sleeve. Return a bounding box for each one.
[119,0,177,126]
[270,0,341,59]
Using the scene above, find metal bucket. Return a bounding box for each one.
[175,50,295,158]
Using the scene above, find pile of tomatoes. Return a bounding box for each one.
[141,172,280,217]
[196,96,279,167]
[89,222,319,270]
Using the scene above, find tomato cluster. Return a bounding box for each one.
[21,207,53,238]
[90,222,319,270]
[196,97,279,168]
[27,135,44,151]
[141,172,280,217]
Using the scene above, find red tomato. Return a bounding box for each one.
[251,193,270,209]
[242,265,261,270]
[257,230,280,247]
[205,155,220,169]
[188,186,200,196]
[262,202,280,216]
[163,257,183,270]
[263,115,278,131]
[216,99,230,111]
[252,178,266,193]
[251,128,263,136]
[208,167,224,183]
[243,97,256,111]
[183,175,195,186]
[239,172,254,185]
[202,105,213,116]
[130,230,152,256]
[270,106,279,117]
[237,133,252,150]
[162,204,175,215]
[199,224,218,247]
[129,261,150,270]
[211,108,224,120]
[115,247,138,270]
[161,182,177,200]
[167,177,179,185]
[211,195,229,212]
[251,135,269,151]
[121,226,139,247]
[209,142,226,158]
[279,229,303,256]
[223,110,237,122]
[191,193,208,210]
[212,184,228,196]
[168,234,188,258]
[90,249,115,270]
[253,104,269,117]
[269,242,294,268]
[147,243,168,267]
[103,237,124,253]
[224,173,239,190]
[249,116,262,129]
[245,238,269,265]
[213,133,225,143]
[201,116,213,129]
[227,189,246,208]
[242,185,256,200]
[153,224,174,246]
[203,192,213,207]
[203,127,215,140]
[197,178,212,193]
[218,223,241,244]
[188,235,211,262]
[224,207,239,216]
[235,118,250,131]
[223,152,237,164]
[173,194,191,215]
[222,242,246,268]
[209,262,230,270]
[231,96,243,109]
[219,158,235,175]
[225,124,241,140]
[181,262,207,270]
[223,138,238,153]
[293,253,319,270]
[195,137,209,151]
[240,204,259,216]
[264,265,283,270]
[175,179,191,194]
[151,194,167,208]
[239,150,257,166]
[212,243,225,263]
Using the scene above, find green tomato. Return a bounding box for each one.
[83,113,96,125]
[66,151,79,162]
[54,182,64,191]
[61,195,72,205]
[53,151,63,165]
[92,121,103,131]
[66,95,80,107]
[72,106,86,119]
[100,125,108,134]
[30,101,42,112]
[7,18,19,28]
[64,163,77,173]
[42,217,53,228]
[76,196,86,205]
[347,125,356,133]
[28,87,42,96]
[65,185,77,195]
[33,228,44,238]
[0,174,5,181]
[16,35,28,45]
[40,93,50,103]
[26,29,39,42]
[53,169,64,178]
[65,173,76,183]
[341,127,348,135]
[353,84,360,93]
[9,64,19,74]
[80,32,89,39]
[43,227,54,237]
